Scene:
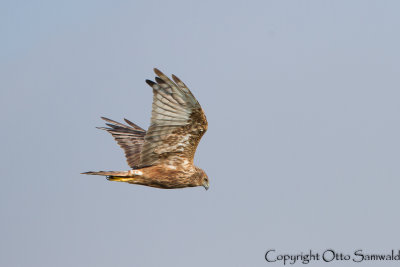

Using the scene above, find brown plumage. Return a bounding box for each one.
[82,68,209,190]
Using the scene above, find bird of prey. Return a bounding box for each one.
[82,68,209,190]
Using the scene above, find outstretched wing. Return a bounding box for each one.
[97,117,146,169]
[139,68,208,167]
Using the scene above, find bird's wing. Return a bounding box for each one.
[139,68,208,167]
[97,117,146,169]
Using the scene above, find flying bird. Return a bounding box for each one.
[82,68,209,190]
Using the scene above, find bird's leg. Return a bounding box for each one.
[107,176,136,182]
[106,169,144,183]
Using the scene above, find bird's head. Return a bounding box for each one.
[194,167,209,190]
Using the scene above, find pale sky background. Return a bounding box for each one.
[1,1,400,266]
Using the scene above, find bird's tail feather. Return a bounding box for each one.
[81,170,137,182]
[81,170,130,177]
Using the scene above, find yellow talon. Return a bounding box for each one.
[107,176,134,182]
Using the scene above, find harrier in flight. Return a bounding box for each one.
[82,69,209,190]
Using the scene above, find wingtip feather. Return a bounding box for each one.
[124,118,145,131]
[153,68,163,76]
[146,79,156,87]
[171,74,180,83]
[155,77,165,84]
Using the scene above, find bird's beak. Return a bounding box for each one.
[203,182,209,191]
